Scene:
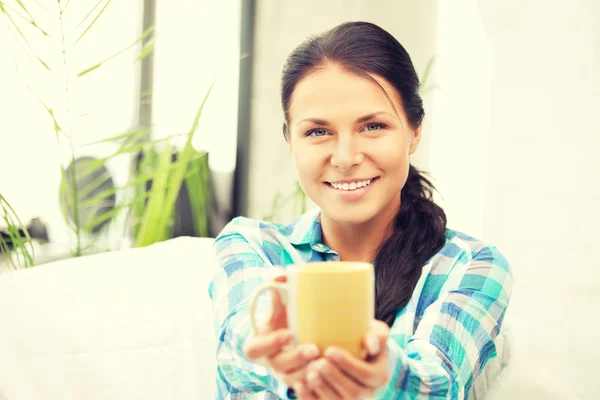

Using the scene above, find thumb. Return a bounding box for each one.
[267,274,288,331]
[365,320,390,357]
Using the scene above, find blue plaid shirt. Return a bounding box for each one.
[208,209,512,399]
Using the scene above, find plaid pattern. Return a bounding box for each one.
[208,209,512,399]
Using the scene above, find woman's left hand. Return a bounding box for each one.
[293,320,391,400]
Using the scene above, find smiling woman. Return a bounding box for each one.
[209,21,512,400]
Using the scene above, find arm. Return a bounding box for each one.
[380,245,513,399]
[209,230,283,398]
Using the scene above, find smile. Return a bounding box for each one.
[328,179,373,191]
[325,177,379,198]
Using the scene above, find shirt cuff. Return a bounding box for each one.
[276,381,296,399]
[373,338,404,398]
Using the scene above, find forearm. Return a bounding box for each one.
[216,311,280,394]
[376,339,460,400]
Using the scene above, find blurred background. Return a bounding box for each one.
[0,0,598,398]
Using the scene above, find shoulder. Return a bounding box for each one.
[215,216,294,247]
[213,209,320,263]
[421,229,513,316]
[216,208,320,243]
[427,229,513,302]
[433,229,511,274]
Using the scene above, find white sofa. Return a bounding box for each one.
[0,237,577,400]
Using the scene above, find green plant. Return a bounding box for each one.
[420,56,442,96]
[0,194,34,269]
[2,1,213,255]
[263,181,308,223]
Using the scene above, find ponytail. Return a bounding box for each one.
[374,165,447,327]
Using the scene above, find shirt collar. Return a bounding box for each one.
[287,208,323,246]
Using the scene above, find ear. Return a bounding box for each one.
[408,125,422,155]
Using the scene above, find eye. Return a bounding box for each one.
[362,122,387,132]
[305,128,330,137]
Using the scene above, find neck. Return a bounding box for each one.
[320,194,400,263]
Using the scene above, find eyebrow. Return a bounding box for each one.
[296,111,394,126]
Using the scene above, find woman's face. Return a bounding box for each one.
[287,66,421,225]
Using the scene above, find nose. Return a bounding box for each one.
[330,136,363,171]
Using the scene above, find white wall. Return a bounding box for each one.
[432,1,600,398]
[248,0,438,221]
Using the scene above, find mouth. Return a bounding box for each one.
[325,177,380,192]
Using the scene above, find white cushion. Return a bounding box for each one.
[0,237,217,400]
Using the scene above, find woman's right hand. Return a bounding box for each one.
[243,275,321,388]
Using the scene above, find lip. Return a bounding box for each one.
[325,177,379,201]
[326,177,376,185]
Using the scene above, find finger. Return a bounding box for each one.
[363,331,381,357]
[364,320,390,357]
[243,329,293,360]
[307,367,342,400]
[324,346,386,388]
[277,367,309,389]
[294,382,318,400]
[269,343,321,373]
[266,275,289,331]
[313,359,367,399]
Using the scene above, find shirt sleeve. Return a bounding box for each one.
[208,228,291,399]
[377,245,513,399]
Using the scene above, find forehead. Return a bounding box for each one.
[288,66,402,122]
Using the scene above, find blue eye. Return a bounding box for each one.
[363,122,387,132]
[306,128,329,137]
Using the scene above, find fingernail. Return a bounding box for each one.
[279,331,294,344]
[307,371,322,386]
[301,344,320,359]
[325,347,341,362]
[318,360,332,374]
[294,383,305,394]
[367,333,380,355]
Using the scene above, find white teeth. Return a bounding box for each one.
[330,179,372,191]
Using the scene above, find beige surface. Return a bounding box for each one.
[0,237,217,400]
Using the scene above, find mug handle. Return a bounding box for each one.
[249,281,288,334]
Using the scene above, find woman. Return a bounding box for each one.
[209,21,512,399]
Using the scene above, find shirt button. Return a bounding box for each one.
[313,243,327,252]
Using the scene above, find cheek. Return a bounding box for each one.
[291,143,325,181]
[367,136,410,173]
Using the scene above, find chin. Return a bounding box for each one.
[321,202,381,225]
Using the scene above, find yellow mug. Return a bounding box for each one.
[249,262,374,357]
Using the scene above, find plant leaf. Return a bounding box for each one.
[77,24,154,77]
[61,0,73,13]
[23,84,63,139]
[5,0,48,36]
[0,3,50,70]
[152,81,216,240]
[0,193,35,268]
[136,36,155,61]
[74,0,112,44]
[82,126,152,146]
[185,152,210,236]
[420,56,437,93]
[135,142,173,246]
